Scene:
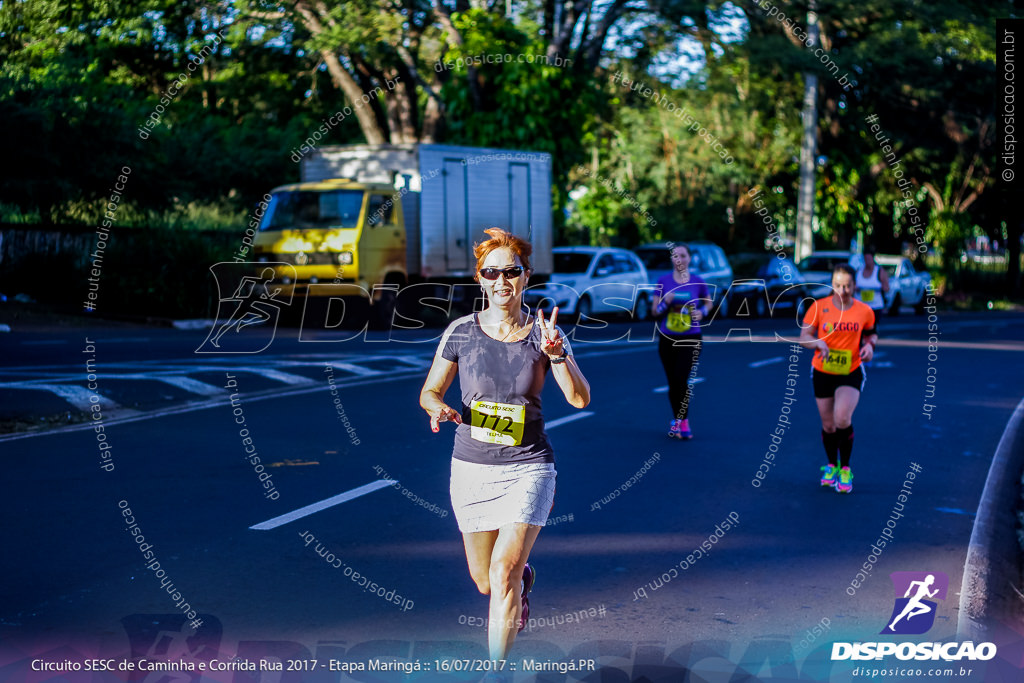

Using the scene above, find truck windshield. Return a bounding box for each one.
[260,190,364,231]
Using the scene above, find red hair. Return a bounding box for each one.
[473,227,532,278]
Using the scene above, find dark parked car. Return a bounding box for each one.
[727,253,814,318]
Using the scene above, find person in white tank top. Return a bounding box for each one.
[854,247,889,311]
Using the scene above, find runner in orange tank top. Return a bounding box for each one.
[799,264,878,493]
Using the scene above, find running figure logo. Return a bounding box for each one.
[197,263,295,354]
[881,571,949,635]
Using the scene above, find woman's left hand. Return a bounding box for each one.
[537,307,564,358]
[690,305,704,322]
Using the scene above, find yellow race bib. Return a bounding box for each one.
[821,348,853,375]
[469,400,525,446]
[667,309,692,333]
[860,289,875,303]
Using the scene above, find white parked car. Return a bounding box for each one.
[796,251,855,299]
[528,247,651,320]
[876,255,931,315]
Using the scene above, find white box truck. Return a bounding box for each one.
[253,143,553,324]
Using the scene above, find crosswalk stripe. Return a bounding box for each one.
[325,362,383,376]
[389,355,434,368]
[249,368,316,385]
[155,376,225,396]
[23,384,121,411]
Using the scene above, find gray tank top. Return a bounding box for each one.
[440,313,571,465]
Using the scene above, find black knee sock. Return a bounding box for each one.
[836,425,854,468]
[821,429,838,466]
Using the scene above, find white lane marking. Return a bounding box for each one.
[653,378,704,393]
[155,376,225,396]
[390,355,434,368]
[749,357,784,368]
[250,480,396,530]
[0,370,426,443]
[326,362,383,376]
[14,384,121,411]
[546,411,595,429]
[250,368,315,385]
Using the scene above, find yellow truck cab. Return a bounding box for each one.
[254,178,408,304]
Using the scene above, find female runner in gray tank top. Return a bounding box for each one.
[420,228,591,669]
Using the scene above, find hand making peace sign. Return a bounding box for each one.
[536,306,565,359]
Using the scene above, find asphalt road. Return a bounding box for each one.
[2,310,1023,682]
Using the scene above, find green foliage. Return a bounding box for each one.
[0,0,357,224]
[0,0,1005,299]
[567,47,802,250]
[438,9,605,236]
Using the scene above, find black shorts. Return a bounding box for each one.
[812,365,866,398]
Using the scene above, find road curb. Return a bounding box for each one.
[957,394,1024,641]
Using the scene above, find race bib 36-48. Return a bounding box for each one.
[821,348,853,375]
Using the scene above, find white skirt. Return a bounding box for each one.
[449,459,557,533]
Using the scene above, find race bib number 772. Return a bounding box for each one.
[469,400,525,446]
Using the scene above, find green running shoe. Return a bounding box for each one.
[836,466,854,493]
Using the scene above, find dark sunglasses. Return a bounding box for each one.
[479,266,525,280]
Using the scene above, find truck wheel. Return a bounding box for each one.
[370,289,397,331]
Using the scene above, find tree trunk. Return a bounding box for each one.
[319,51,388,144]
